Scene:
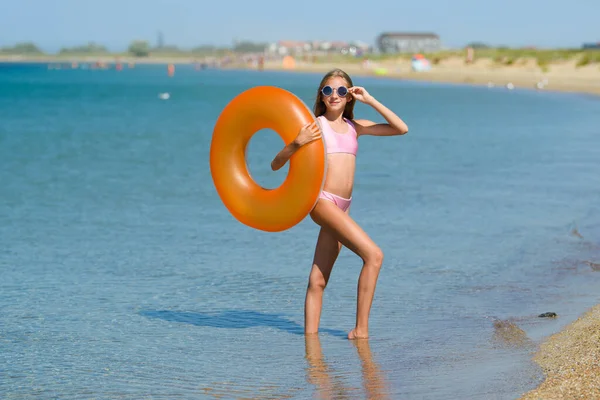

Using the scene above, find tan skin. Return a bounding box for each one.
[272,76,408,339]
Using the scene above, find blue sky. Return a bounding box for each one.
[1,0,598,52]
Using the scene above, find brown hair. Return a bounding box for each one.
[312,69,355,120]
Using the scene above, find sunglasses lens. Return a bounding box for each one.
[321,86,333,96]
[338,86,348,96]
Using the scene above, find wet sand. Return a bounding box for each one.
[519,305,600,399]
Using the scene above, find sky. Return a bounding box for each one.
[1,0,598,52]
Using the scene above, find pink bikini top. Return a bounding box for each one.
[317,115,358,156]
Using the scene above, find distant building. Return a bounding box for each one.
[582,42,600,50]
[376,32,441,54]
[268,41,311,56]
[267,40,370,56]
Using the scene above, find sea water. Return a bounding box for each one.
[1,63,600,399]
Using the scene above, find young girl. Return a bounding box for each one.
[271,69,408,339]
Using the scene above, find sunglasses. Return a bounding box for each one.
[321,85,348,97]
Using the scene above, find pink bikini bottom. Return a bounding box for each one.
[318,190,352,212]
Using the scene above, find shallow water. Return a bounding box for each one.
[1,63,600,399]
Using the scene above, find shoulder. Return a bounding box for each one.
[350,119,376,137]
[316,115,328,129]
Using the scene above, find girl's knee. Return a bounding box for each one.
[308,271,327,291]
[366,246,384,268]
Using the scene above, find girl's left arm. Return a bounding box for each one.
[349,86,408,137]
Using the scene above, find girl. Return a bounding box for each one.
[271,69,408,339]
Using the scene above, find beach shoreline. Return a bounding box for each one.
[2,54,599,97]
[256,59,600,97]
[519,304,600,399]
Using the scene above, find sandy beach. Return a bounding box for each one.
[519,305,600,399]
[259,56,600,97]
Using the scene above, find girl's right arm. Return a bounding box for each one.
[271,121,321,171]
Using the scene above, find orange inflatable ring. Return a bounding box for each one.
[210,86,326,232]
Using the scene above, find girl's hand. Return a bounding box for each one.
[294,121,321,147]
[348,86,374,105]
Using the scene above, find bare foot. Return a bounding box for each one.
[348,327,369,340]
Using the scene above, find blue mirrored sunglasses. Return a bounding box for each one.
[321,85,348,97]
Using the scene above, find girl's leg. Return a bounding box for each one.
[304,226,342,334]
[310,200,384,339]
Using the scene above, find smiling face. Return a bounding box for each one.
[313,69,355,120]
[320,76,350,112]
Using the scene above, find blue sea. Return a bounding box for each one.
[1,63,600,399]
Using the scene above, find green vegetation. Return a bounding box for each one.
[329,47,600,71]
[0,40,252,59]
[232,41,269,53]
[59,42,108,55]
[431,48,600,69]
[0,42,43,54]
[128,40,151,57]
[1,40,598,71]
[575,51,600,67]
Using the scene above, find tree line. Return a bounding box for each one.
[0,41,269,57]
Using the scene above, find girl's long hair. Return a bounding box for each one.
[312,69,355,120]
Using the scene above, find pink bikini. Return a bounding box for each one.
[317,115,358,212]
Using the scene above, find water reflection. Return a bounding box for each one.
[304,335,390,399]
[353,339,391,400]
